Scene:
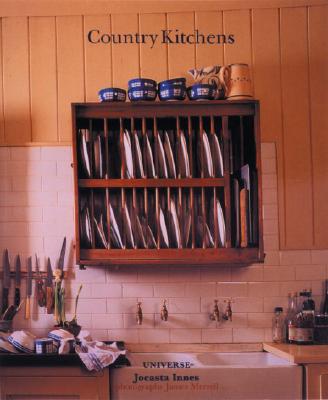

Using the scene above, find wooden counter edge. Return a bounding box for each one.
[264,342,328,364]
[126,343,263,353]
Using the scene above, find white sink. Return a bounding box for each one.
[111,352,302,399]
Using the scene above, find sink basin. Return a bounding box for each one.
[110,352,302,399]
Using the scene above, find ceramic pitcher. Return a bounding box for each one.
[188,65,228,99]
[220,63,253,100]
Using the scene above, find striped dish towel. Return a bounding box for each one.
[75,339,126,372]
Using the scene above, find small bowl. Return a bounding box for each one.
[158,78,186,89]
[128,87,157,101]
[8,330,36,353]
[158,85,186,101]
[187,84,217,100]
[128,78,157,89]
[98,88,126,102]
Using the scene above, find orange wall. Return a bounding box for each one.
[0,1,327,250]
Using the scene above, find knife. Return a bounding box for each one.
[35,254,46,307]
[14,255,21,308]
[25,257,32,320]
[1,250,11,315]
[46,258,54,314]
[58,237,66,273]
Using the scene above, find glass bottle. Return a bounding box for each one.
[294,290,314,345]
[285,292,298,344]
[322,280,328,314]
[272,307,284,343]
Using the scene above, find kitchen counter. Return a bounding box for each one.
[264,342,328,364]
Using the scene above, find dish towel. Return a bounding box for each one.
[75,331,126,372]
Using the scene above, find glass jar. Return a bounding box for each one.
[272,307,285,343]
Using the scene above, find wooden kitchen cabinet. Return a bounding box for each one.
[0,366,109,400]
[305,364,328,400]
[72,100,263,267]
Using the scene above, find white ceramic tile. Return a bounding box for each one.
[10,147,41,161]
[41,146,72,161]
[280,250,312,265]
[247,313,272,328]
[92,314,124,329]
[202,328,233,343]
[233,328,265,343]
[123,284,154,298]
[185,283,216,297]
[170,329,201,343]
[263,265,295,281]
[138,329,170,343]
[90,283,122,298]
[154,283,185,298]
[295,264,326,280]
[261,143,276,159]
[217,282,248,297]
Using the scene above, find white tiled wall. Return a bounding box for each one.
[0,144,327,343]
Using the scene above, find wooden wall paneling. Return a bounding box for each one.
[308,5,328,248]
[167,12,195,86]
[195,11,224,69]
[56,16,85,142]
[2,17,31,144]
[252,8,285,248]
[223,9,252,66]
[84,15,112,102]
[29,17,57,142]
[0,19,4,143]
[111,14,139,91]
[280,7,313,248]
[252,8,282,143]
[139,13,168,82]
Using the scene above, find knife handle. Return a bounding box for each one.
[14,288,20,308]
[46,287,54,314]
[25,297,30,320]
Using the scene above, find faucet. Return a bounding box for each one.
[222,298,233,321]
[136,302,143,325]
[210,300,220,322]
[160,299,168,321]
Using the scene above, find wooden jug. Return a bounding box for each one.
[221,63,253,100]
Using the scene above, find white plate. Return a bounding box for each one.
[81,206,92,248]
[210,134,224,177]
[93,134,105,178]
[79,129,91,177]
[159,207,169,248]
[123,129,134,178]
[135,214,147,249]
[216,200,226,247]
[109,204,123,249]
[123,206,135,248]
[179,131,191,178]
[164,131,176,178]
[145,135,156,178]
[196,215,214,248]
[133,131,145,178]
[157,133,168,178]
[170,199,182,248]
[202,131,214,177]
[94,214,108,249]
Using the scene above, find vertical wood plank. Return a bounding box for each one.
[195,11,224,69]
[280,7,313,248]
[223,9,252,65]
[2,17,31,144]
[56,16,84,142]
[167,12,195,86]
[308,5,328,248]
[0,19,4,143]
[252,8,285,248]
[84,15,112,102]
[29,17,57,142]
[252,8,282,143]
[139,13,168,82]
[111,14,139,91]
